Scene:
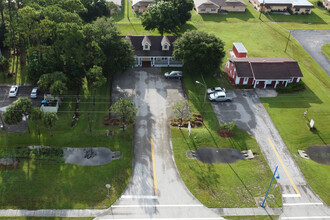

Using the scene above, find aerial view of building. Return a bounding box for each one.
[194,0,247,13]
[249,0,314,13]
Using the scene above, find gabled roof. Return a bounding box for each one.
[233,42,248,53]
[255,0,313,7]
[142,36,151,46]
[132,0,154,6]
[229,58,303,79]
[128,36,178,57]
[161,36,171,46]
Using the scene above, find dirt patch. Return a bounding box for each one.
[306,145,330,165]
[195,147,244,164]
[219,129,234,138]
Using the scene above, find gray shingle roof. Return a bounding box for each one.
[229,58,303,79]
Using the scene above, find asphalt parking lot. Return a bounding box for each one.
[0,85,42,132]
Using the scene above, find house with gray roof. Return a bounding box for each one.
[127,36,183,67]
[132,0,154,13]
[249,0,314,14]
[194,0,247,13]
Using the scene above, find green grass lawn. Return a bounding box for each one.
[0,83,133,209]
[170,70,282,208]
[321,42,330,59]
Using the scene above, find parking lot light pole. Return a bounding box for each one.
[195,81,207,116]
[261,165,279,208]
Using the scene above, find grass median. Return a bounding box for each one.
[0,83,133,209]
[170,70,282,208]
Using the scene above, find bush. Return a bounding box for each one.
[10,147,64,162]
[219,122,237,132]
[276,81,305,93]
[317,1,323,7]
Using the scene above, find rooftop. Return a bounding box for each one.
[255,0,313,7]
[233,43,248,53]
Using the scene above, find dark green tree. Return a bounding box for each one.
[173,30,225,75]
[79,0,110,22]
[30,107,43,136]
[141,1,180,36]
[3,106,22,125]
[110,98,137,131]
[86,65,106,105]
[42,112,58,136]
[160,0,193,26]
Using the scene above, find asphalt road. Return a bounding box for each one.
[212,90,330,219]
[291,30,330,76]
[96,68,222,219]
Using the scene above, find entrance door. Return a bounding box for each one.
[142,61,151,67]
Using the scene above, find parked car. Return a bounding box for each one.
[209,91,232,102]
[30,87,38,99]
[9,85,18,98]
[164,71,183,79]
[207,87,226,94]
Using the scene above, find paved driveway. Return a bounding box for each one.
[291,30,330,76]
[96,68,222,219]
[212,90,330,219]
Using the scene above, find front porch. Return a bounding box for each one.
[134,57,183,67]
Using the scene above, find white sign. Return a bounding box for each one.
[310,119,314,128]
[188,122,191,136]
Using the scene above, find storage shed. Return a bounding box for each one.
[232,42,247,58]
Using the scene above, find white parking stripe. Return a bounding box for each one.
[281,216,330,219]
[112,204,203,208]
[283,202,323,206]
[282,194,301,198]
[121,195,158,199]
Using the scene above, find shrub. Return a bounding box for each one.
[11,147,64,162]
[317,1,323,6]
[276,81,305,93]
[195,121,203,127]
[219,122,237,132]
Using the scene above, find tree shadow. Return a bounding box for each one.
[200,9,255,22]
[260,83,323,109]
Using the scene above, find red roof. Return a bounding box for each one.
[228,58,303,79]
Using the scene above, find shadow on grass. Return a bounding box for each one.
[200,9,255,22]
[264,11,327,24]
[260,83,323,108]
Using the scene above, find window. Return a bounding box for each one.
[211,8,216,11]
[243,77,248,84]
[233,6,235,8]
[145,44,148,49]
[295,8,300,11]
[305,9,310,12]
[201,8,206,11]
[164,44,168,49]
[289,78,293,83]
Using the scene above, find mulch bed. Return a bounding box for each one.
[219,129,234,138]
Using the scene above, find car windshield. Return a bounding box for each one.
[10,90,14,93]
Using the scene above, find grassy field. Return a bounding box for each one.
[170,68,282,208]
[116,1,330,207]
[321,42,330,59]
[0,84,133,209]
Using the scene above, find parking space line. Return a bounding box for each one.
[151,138,158,196]
[268,138,300,195]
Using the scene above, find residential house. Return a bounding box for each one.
[225,57,303,88]
[323,0,330,10]
[132,0,154,13]
[250,0,314,14]
[127,36,183,67]
[194,0,247,13]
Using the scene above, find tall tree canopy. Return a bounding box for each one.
[161,0,193,26]
[173,30,225,74]
[141,1,179,36]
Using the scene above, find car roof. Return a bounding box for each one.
[215,91,226,96]
[32,87,38,91]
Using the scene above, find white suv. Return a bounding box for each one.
[30,87,38,99]
[9,85,18,98]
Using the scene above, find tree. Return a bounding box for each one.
[79,0,110,22]
[13,97,32,133]
[173,30,225,75]
[160,0,193,26]
[50,80,67,97]
[172,100,188,124]
[3,106,22,125]
[92,17,134,76]
[141,1,180,36]
[42,112,58,136]
[86,65,106,105]
[30,107,43,136]
[38,71,68,95]
[110,98,137,131]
